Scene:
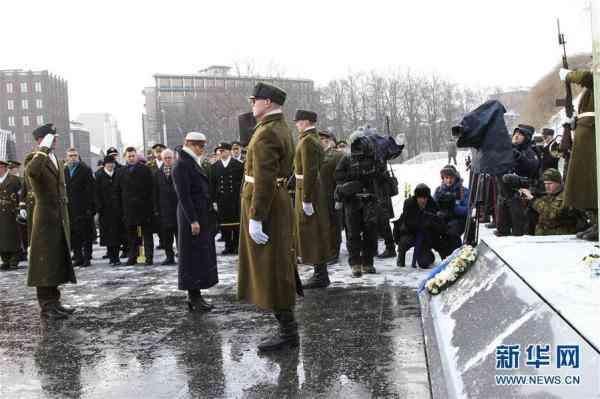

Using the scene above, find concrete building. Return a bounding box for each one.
[76,113,123,154]
[144,65,319,149]
[0,128,16,162]
[0,69,69,160]
[69,121,92,165]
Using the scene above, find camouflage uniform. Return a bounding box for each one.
[531,170,578,236]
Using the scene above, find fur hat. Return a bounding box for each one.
[440,164,459,179]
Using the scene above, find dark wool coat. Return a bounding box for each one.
[172,149,218,290]
[154,166,178,229]
[64,162,95,243]
[94,168,123,247]
[25,148,75,287]
[0,173,22,252]
[116,163,155,227]
[211,158,243,224]
[393,195,446,252]
[237,112,297,311]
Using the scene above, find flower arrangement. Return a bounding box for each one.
[425,245,478,295]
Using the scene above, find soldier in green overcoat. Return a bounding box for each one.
[292,110,332,289]
[25,124,76,320]
[237,83,299,352]
[521,168,579,235]
[319,131,344,263]
[0,160,21,269]
[559,68,597,240]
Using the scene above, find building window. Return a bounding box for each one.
[158,78,170,88]
[36,99,43,109]
[20,82,28,93]
[7,100,14,110]
[35,82,42,92]
[21,99,29,110]
[22,116,30,126]
[8,116,15,126]
[36,115,44,125]
[6,82,13,93]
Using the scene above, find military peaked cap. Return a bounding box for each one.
[106,147,119,156]
[542,128,555,136]
[151,143,167,150]
[249,82,287,105]
[294,110,318,123]
[217,142,232,151]
[32,123,56,140]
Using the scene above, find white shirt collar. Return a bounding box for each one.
[104,167,114,177]
[221,157,231,168]
[0,172,7,184]
[182,146,204,167]
[156,159,163,169]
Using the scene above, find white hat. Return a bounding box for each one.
[185,131,207,141]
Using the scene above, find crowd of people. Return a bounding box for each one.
[0,67,595,351]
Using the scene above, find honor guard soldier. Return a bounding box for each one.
[293,110,332,288]
[25,124,77,320]
[238,82,301,351]
[0,159,22,270]
[212,142,244,255]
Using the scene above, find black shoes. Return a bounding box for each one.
[302,265,330,289]
[161,258,175,266]
[258,311,299,352]
[187,291,214,312]
[396,251,406,268]
[56,303,76,315]
[145,258,154,266]
[110,260,122,266]
[125,258,137,266]
[40,304,70,320]
[377,247,397,259]
[362,265,376,274]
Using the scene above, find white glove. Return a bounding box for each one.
[40,133,55,149]
[249,219,269,245]
[334,202,343,211]
[19,209,27,219]
[559,68,572,82]
[212,202,218,212]
[302,202,314,216]
[563,115,576,127]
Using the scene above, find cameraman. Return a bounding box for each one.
[334,133,386,277]
[519,168,579,235]
[394,184,448,268]
[433,165,469,253]
[495,124,540,237]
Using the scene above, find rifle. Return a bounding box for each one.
[555,18,574,118]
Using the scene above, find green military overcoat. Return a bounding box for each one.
[25,147,75,287]
[564,70,597,210]
[238,112,297,310]
[532,188,578,235]
[22,152,36,241]
[0,173,22,252]
[320,147,344,257]
[293,128,332,265]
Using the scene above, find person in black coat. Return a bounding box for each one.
[64,148,95,267]
[211,142,244,255]
[95,156,123,265]
[117,147,155,265]
[495,124,541,237]
[393,184,449,268]
[172,133,218,312]
[154,149,178,265]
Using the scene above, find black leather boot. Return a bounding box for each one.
[258,310,299,352]
[396,249,406,267]
[187,290,213,312]
[302,264,330,289]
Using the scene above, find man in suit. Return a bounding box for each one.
[64,148,95,267]
[25,124,76,320]
[212,142,244,255]
[117,147,155,266]
[154,148,178,265]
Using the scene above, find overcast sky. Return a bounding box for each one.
[2,0,592,146]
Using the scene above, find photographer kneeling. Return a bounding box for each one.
[495,124,540,237]
[433,165,469,253]
[393,184,448,268]
[519,168,579,236]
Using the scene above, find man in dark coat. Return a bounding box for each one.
[25,124,76,320]
[172,132,218,312]
[154,148,178,265]
[495,124,540,237]
[117,147,155,265]
[0,159,22,270]
[95,156,123,265]
[64,148,95,267]
[393,184,449,268]
[211,142,243,255]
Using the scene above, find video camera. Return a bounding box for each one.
[502,173,530,189]
[437,192,456,211]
